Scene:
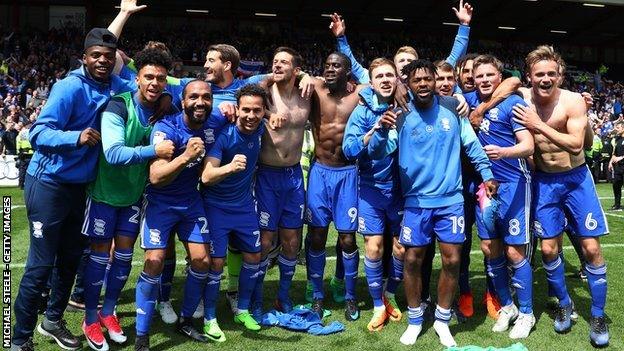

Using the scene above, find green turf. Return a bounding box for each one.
[3,184,623,350]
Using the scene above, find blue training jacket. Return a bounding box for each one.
[369,95,493,208]
[342,86,398,191]
[27,67,134,183]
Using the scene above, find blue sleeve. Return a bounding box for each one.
[342,106,369,160]
[336,36,369,84]
[207,133,226,161]
[368,127,398,160]
[244,74,270,85]
[28,78,82,152]
[445,25,470,67]
[101,111,156,165]
[459,117,494,181]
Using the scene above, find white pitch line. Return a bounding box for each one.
[8,243,624,269]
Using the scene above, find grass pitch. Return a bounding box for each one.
[4,184,623,350]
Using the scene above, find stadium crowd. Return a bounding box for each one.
[5,0,622,350]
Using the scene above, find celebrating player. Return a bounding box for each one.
[468,54,536,339]
[11,28,134,351]
[304,52,366,320]
[134,80,214,350]
[201,84,267,332]
[369,60,497,347]
[513,45,610,347]
[342,58,404,331]
[252,47,311,314]
[81,48,174,351]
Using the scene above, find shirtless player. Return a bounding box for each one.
[305,52,366,320]
[512,45,609,348]
[252,47,311,314]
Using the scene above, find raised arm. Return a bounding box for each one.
[107,0,147,39]
[330,13,369,84]
[446,0,474,66]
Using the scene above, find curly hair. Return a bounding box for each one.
[235,84,268,107]
[134,47,173,72]
[401,59,437,79]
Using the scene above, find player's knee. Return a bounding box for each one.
[506,245,526,263]
[260,236,274,256]
[441,253,460,272]
[404,251,423,272]
[582,240,604,265]
[90,240,111,253]
[190,255,210,271]
[281,237,300,258]
[211,257,225,272]
[338,234,357,253]
[144,257,165,276]
[364,240,383,260]
[541,240,559,260]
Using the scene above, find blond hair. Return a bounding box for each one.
[525,45,565,73]
[368,58,396,79]
[394,46,418,60]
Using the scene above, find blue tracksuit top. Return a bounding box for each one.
[342,86,398,191]
[368,95,493,208]
[27,67,134,183]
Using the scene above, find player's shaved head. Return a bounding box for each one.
[182,79,211,99]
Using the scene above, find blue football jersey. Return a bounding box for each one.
[146,112,207,199]
[473,93,531,182]
[202,122,265,208]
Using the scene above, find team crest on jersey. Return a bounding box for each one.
[426,125,434,133]
[401,226,412,242]
[153,131,166,144]
[93,219,106,236]
[32,221,43,238]
[149,229,161,245]
[488,108,499,121]
[204,129,215,144]
[441,118,451,131]
[259,211,270,227]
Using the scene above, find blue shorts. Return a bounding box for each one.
[255,164,305,231]
[140,193,209,250]
[533,164,608,239]
[476,180,531,245]
[399,203,465,247]
[306,162,358,232]
[205,201,261,257]
[358,185,403,236]
[81,197,141,241]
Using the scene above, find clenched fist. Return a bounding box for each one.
[155,139,175,159]
[229,154,247,173]
[183,137,205,161]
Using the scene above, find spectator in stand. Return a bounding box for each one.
[609,122,624,210]
[1,120,18,155]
